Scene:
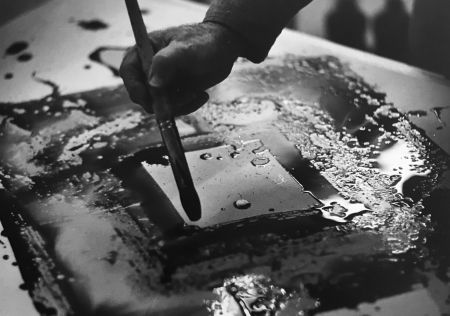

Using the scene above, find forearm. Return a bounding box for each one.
[204,0,312,63]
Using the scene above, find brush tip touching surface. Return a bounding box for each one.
[180,187,202,221]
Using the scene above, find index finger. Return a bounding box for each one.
[119,47,153,109]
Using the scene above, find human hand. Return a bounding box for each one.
[120,22,243,116]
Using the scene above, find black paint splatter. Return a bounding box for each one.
[88,46,127,77]
[17,53,33,62]
[77,19,109,31]
[431,106,450,121]
[4,73,13,80]
[32,72,61,102]
[3,254,9,260]
[5,41,28,55]
[140,8,150,15]
[19,283,28,291]
[103,251,118,265]
[84,64,91,70]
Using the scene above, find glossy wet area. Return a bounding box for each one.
[139,139,322,228]
[0,55,449,315]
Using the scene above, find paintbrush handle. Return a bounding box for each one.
[125,0,154,68]
[152,89,200,210]
[125,0,201,221]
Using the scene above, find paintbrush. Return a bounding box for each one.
[124,0,201,221]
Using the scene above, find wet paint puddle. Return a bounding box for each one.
[201,55,449,258]
[376,138,430,194]
[140,139,321,227]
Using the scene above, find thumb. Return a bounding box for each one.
[148,44,185,88]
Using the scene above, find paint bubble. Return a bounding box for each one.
[200,153,213,160]
[230,152,240,159]
[234,199,251,210]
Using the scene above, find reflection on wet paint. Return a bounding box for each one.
[0,55,449,315]
[58,110,143,166]
[206,274,318,315]
[141,139,321,228]
[376,138,430,195]
[203,55,449,258]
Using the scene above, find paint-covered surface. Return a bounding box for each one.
[143,140,322,227]
[1,54,450,315]
[1,0,450,152]
[1,0,450,315]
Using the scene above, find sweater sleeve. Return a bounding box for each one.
[203,0,313,63]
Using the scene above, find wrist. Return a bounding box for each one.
[201,21,247,59]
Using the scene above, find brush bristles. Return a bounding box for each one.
[180,187,201,221]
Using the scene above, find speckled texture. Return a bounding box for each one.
[0,56,449,315]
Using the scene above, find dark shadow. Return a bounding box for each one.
[326,0,367,50]
[374,0,410,62]
[410,0,450,78]
[0,0,50,26]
